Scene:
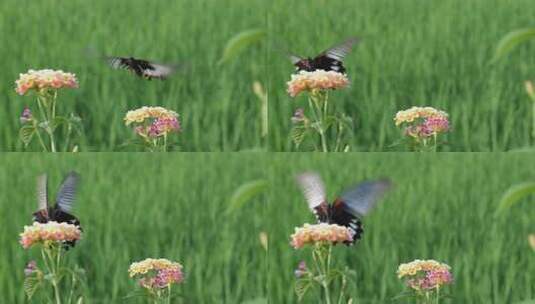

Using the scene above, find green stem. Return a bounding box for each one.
[163,134,168,152]
[48,93,57,152]
[167,284,172,304]
[308,96,328,152]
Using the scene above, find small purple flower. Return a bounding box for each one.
[24,261,37,277]
[20,107,32,124]
[291,108,306,124]
[294,261,308,278]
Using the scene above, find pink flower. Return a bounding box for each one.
[129,258,184,290]
[291,108,306,124]
[287,70,349,97]
[398,259,453,291]
[19,221,81,249]
[15,69,78,95]
[290,223,354,249]
[24,261,38,277]
[294,261,308,278]
[20,108,33,124]
[125,106,181,139]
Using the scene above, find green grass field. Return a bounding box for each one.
[0,154,533,303]
[0,0,267,152]
[266,154,535,303]
[267,0,535,151]
[0,154,267,303]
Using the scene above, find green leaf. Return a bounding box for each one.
[226,180,268,214]
[23,277,42,299]
[493,28,535,62]
[295,278,314,302]
[291,126,309,147]
[219,29,266,65]
[497,182,535,214]
[19,125,36,146]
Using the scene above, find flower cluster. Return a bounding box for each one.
[290,223,354,249]
[287,70,349,97]
[15,69,78,95]
[124,106,181,138]
[394,106,450,138]
[19,221,82,249]
[129,258,184,290]
[397,259,453,291]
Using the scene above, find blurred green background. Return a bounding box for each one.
[267,0,535,151]
[0,0,267,151]
[0,154,267,303]
[266,153,535,303]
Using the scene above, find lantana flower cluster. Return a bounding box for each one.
[290,223,354,249]
[394,106,450,139]
[19,221,82,249]
[129,258,184,290]
[397,259,453,291]
[15,69,78,96]
[124,106,181,138]
[287,70,349,97]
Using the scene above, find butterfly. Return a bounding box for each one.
[107,57,176,80]
[296,172,391,244]
[33,172,81,247]
[289,37,359,74]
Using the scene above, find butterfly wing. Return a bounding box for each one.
[339,179,392,218]
[107,57,148,77]
[33,174,49,222]
[331,199,364,244]
[296,172,329,222]
[55,172,80,213]
[311,37,359,73]
[321,37,358,62]
[107,57,130,70]
[142,62,175,79]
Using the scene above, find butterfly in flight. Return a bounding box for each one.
[33,172,81,247]
[289,37,359,74]
[296,172,391,244]
[107,57,176,80]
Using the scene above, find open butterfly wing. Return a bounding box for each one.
[36,174,48,211]
[296,172,329,221]
[55,172,80,213]
[142,63,174,79]
[320,37,358,61]
[339,179,392,217]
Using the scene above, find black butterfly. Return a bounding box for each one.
[107,57,175,80]
[33,172,81,247]
[296,172,391,244]
[289,37,359,74]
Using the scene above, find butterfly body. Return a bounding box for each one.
[107,57,175,80]
[33,172,81,247]
[290,37,358,74]
[297,172,391,245]
[294,56,346,74]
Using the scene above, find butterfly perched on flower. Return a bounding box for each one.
[107,57,176,80]
[296,172,391,244]
[289,37,359,74]
[33,172,81,245]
